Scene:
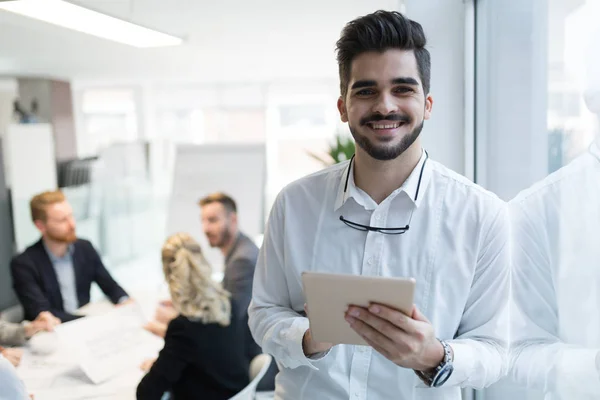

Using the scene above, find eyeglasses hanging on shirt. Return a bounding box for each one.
[339,150,429,235]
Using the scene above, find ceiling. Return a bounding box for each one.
[0,0,400,83]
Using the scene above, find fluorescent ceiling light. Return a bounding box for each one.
[0,0,183,48]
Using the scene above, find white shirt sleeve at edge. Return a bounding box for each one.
[0,354,29,400]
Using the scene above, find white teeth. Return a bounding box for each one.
[371,123,400,129]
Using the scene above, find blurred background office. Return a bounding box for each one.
[0,0,598,399]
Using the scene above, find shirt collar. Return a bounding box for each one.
[334,148,431,211]
[43,241,75,262]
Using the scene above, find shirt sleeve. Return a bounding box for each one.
[0,321,27,346]
[508,199,600,395]
[248,193,331,370]
[443,201,510,389]
[0,355,29,399]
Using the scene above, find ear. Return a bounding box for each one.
[33,219,45,234]
[337,96,348,123]
[424,94,433,120]
[230,212,238,226]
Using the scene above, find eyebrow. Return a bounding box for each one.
[350,77,420,90]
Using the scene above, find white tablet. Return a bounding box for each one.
[301,271,416,346]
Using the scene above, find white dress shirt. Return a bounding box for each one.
[509,140,600,399]
[249,149,510,400]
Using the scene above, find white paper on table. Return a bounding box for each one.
[17,345,80,390]
[54,302,164,385]
[30,359,145,399]
[33,378,139,400]
[34,384,136,400]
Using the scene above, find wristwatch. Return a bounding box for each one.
[415,339,454,388]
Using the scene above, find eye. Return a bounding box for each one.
[394,86,414,94]
[356,89,376,96]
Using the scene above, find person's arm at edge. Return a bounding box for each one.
[0,354,29,399]
[0,321,27,346]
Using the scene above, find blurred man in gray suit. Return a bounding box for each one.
[200,192,276,390]
[200,193,259,321]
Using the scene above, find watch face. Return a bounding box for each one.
[433,364,454,388]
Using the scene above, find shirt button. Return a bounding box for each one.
[368,258,374,265]
[374,214,380,221]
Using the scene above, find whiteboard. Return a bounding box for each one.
[5,124,57,252]
[167,144,266,270]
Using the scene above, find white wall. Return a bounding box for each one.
[6,124,57,252]
[405,0,467,175]
[0,78,17,134]
[475,0,549,201]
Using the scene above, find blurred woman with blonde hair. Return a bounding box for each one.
[137,233,250,400]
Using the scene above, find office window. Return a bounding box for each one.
[156,109,205,144]
[79,89,138,157]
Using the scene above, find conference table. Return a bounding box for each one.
[16,291,165,400]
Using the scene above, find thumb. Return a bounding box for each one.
[411,305,430,323]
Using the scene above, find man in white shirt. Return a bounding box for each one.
[248,10,509,400]
[508,82,600,398]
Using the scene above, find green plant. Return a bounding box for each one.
[308,134,355,166]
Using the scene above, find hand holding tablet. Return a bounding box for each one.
[301,271,416,346]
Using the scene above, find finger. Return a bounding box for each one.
[411,306,430,323]
[367,304,418,333]
[347,307,407,343]
[360,333,393,359]
[346,314,398,355]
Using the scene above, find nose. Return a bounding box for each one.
[372,92,398,117]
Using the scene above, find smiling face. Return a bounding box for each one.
[337,49,433,161]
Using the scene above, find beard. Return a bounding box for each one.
[349,113,424,161]
[208,228,232,249]
[47,229,77,244]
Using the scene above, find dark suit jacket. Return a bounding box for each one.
[136,309,250,400]
[223,232,277,391]
[10,238,128,322]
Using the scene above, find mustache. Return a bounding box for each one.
[360,114,411,126]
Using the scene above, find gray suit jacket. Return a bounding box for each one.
[223,232,259,322]
[0,320,26,346]
[223,232,277,391]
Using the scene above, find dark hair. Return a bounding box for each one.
[336,10,431,97]
[198,192,237,214]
